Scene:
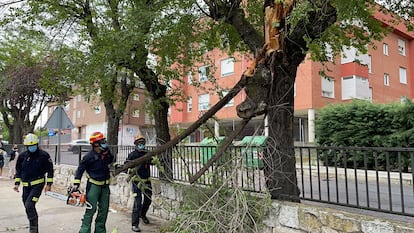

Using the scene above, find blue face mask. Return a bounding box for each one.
[28,145,38,153]
[137,144,145,150]
[99,143,107,150]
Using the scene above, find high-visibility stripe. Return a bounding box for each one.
[15,177,21,182]
[87,176,110,186]
[22,178,45,187]
[132,193,137,197]
[32,197,39,202]
[46,178,53,183]
[74,179,81,184]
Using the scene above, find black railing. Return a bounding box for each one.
[42,144,414,217]
[296,146,414,217]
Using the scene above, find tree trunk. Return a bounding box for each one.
[153,99,172,180]
[137,68,173,180]
[12,119,25,145]
[105,103,120,154]
[265,59,301,201]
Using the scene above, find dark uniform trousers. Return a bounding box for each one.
[131,180,152,227]
[22,182,44,233]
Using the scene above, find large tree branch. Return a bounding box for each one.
[113,74,250,176]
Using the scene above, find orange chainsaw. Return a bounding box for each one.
[45,186,91,209]
[67,190,87,207]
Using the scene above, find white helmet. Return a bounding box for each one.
[24,133,39,146]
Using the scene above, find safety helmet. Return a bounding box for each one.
[134,135,145,144]
[24,133,39,146]
[89,132,105,144]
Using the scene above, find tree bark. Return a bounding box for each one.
[153,93,172,180]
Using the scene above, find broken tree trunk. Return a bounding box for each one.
[114,0,301,203]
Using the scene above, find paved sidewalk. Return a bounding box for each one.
[0,170,166,233]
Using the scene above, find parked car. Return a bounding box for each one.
[68,139,92,154]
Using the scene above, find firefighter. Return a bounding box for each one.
[126,135,153,232]
[13,133,54,233]
[72,132,115,233]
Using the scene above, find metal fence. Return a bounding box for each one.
[43,144,414,217]
[297,146,414,217]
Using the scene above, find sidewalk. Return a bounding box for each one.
[0,168,166,233]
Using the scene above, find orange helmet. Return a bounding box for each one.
[89,132,105,144]
[134,135,145,144]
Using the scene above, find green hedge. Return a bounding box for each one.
[315,100,414,170]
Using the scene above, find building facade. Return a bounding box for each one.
[169,14,414,144]
[47,87,155,145]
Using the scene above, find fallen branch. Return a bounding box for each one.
[189,117,251,184]
[113,75,249,176]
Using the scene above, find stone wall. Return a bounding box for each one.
[53,165,414,233]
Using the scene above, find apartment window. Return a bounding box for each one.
[94,105,101,114]
[187,71,193,84]
[321,76,334,98]
[399,67,407,84]
[198,94,210,111]
[198,66,209,82]
[220,58,234,76]
[77,110,81,118]
[367,55,372,73]
[398,39,406,56]
[383,43,388,56]
[187,97,192,112]
[222,90,234,107]
[133,93,140,101]
[342,76,370,100]
[132,109,140,118]
[77,95,82,102]
[384,73,390,86]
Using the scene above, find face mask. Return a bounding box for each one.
[28,145,37,153]
[99,143,108,151]
[137,144,145,150]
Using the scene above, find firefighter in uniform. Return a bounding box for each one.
[13,133,54,233]
[73,132,114,233]
[126,135,152,232]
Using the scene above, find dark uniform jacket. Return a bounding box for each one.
[126,150,150,179]
[14,149,54,185]
[74,149,114,183]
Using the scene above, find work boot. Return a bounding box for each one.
[29,222,38,233]
[141,216,150,224]
[131,225,141,232]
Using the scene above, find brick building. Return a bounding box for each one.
[169,12,414,144]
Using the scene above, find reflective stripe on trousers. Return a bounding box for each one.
[22,183,43,232]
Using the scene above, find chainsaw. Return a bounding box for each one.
[45,186,92,209]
